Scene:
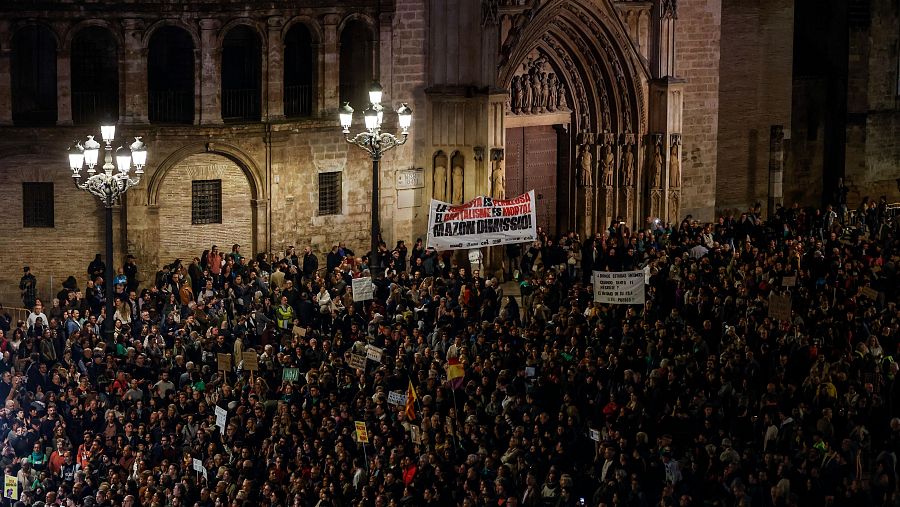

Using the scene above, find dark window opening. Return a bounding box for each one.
[12,26,57,126]
[192,180,222,225]
[318,172,342,216]
[23,183,54,228]
[72,27,119,125]
[148,26,194,124]
[339,21,373,108]
[284,24,315,117]
[222,26,261,121]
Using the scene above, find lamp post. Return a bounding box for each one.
[67,122,147,343]
[340,82,412,271]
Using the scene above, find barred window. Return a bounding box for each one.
[318,171,342,216]
[22,182,54,228]
[191,179,222,224]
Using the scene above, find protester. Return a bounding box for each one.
[0,204,897,507]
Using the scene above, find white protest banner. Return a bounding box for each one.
[387,391,408,406]
[426,190,537,250]
[215,406,227,434]
[592,271,646,304]
[193,458,203,472]
[366,344,384,363]
[352,277,374,301]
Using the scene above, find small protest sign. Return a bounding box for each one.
[352,277,374,301]
[241,351,259,371]
[355,421,369,443]
[768,293,792,321]
[387,391,408,406]
[348,353,367,370]
[217,353,232,372]
[782,275,797,287]
[282,368,300,382]
[366,345,384,363]
[589,429,601,442]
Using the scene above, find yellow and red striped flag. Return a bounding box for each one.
[405,380,417,420]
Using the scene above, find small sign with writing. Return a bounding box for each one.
[348,353,367,370]
[282,368,300,382]
[355,421,369,443]
[217,353,232,372]
[782,275,797,287]
[387,391,408,406]
[366,345,384,363]
[242,351,259,371]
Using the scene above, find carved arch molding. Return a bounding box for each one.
[496,0,650,228]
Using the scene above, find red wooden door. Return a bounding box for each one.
[505,125,558,233]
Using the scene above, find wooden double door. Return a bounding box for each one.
[505,125,569,234]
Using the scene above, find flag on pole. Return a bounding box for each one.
[446,358,465,390]
[405,380,417,421]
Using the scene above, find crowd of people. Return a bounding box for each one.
[0,201,898,507]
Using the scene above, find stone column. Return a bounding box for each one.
[667,134,681,225]
[56,49,73,125]
[768,125,785,217]
[121,19,148,124]
[620,132,637,225]
[199,19,223,125]
[321,14,340,112]
[647,133,664,221]
[0,45,12,125]
[265,17,285,122]
[647,78,684,222]
[251,198,269,255]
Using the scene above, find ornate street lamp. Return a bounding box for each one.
[340,81,412,270]
[67,121,147,343]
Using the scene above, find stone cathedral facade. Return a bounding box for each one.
[0,0,896,303]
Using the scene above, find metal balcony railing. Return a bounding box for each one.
[222,88,260,121]
[149,89,193,124]
[284,84,313,117]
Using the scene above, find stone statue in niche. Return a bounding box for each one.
[651,143,663,189]
[546,74,557,112]
[510,76,521,113]
[491,156,505,199]
[669,195,679,224]
[669,143,680,188]
[529,72,540,113]
[434,164,447,201]
[557,81,567,108]
[602,143,615,187]
[452,165,464,204]
[539,73,549,113]
[519,76,529,113]
[622,142,634,187]
[578,145,593,187]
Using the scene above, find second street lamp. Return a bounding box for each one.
[340,82,412,271]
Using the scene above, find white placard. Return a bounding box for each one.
[589,429,601,442]
[352,277,374,301]
[592,271,646,304]
[387,391,408,405]
[193,458,203,472]
[215,406,227,434]
[396,169,425,189]
[366,344,384,363]
[426,191,537,250]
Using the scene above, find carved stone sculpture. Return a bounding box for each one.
[491,158,506,199]
[546,73,557,112]
[451,165,464,204]
[529,72,540,113]
[578,145,593,187]
[602,143,615,187]
[521,77,531,114]
[622,143,634,187]
[669,144,680,188]
[668,194,679,224]
[434,165,447,201]
[557,81,567,108]
[651,144,662,189]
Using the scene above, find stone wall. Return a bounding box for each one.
[675,0,721,221]
[0,152,104,307]
[716,0,793,215]
[157,153,254,264]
